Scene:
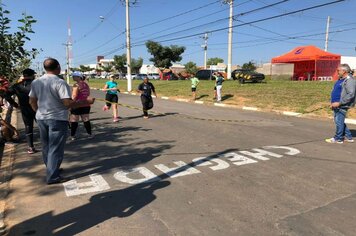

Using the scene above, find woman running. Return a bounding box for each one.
[102,75,119,122]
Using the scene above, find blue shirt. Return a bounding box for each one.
[331,79,344,103]
[106,81,118,95]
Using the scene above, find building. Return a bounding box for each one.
[341,56,356,70]
[139,64,160,74]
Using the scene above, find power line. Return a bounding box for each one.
[73,0,121,44]
[132,0,291,45]
[73,0,236,63]
[129,0,345,47]
[131,0,221,31]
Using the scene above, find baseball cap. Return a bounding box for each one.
[72,71,83,78]
[22,68,36,77]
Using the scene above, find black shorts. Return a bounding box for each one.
[191,87,197,92]
[105,93,118,107]
[71,106,91,115]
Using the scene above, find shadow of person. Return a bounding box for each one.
[221,94,233,101]
[9,181,171,236]
[196,94,209,100]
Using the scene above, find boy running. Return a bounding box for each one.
[191,75,200,100]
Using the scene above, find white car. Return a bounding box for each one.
[148,73,160,80]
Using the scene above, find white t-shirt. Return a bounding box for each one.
[29,74,71,121]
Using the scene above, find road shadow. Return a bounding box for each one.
[222,94,234,101]
[196,94,209,100]
[8,149,237,235]
[122,112,178,121]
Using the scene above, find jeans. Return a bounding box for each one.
[37,119,68,183]
[216,85,222,101]
[21,107,36,148]
[333,108,352,141]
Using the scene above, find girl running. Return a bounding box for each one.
[102,75,119,122]
[69,72,93,140]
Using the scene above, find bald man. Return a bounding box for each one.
[29,58,94,184]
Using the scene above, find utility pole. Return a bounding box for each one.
[63,42,72,84]
[201,33,209,69]
[324,16,331,52]
[124,0,134,92]
[223,0,234,79]
[64,19,73,84]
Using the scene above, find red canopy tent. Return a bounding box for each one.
[271,45,341,81]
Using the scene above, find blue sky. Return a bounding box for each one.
[4,0,356,68]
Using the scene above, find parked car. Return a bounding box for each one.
[195,69,217,80]
[231,69,265,84]
[135,73,148,80]
[148,73,160,80]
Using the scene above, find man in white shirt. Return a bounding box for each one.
[29,58,94,184]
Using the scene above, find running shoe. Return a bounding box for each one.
[345,138,354,143]
[325,138,343,144]
[102,105,109,111]
[27,147,37,154]
[113,117,119,122]
[69,136,77,141]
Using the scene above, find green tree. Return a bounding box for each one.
[145,40,185,69]
[207,57,224,66]
[113,54,143,74]
[101,64,113,73]
[79,65,92,73]
[113,54,127,73]
[131,57,143,74]
[0,5,39,81]
[184,61,198,74]
[242,61,257,71]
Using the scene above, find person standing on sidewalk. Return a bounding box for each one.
[138,77,157,119]
[29,58,94,184]
[5,68,37,153]
[325,64,356,144]
[102,75,119,122]
[69,72,93,140]
[191,75,199,101]
[215,72,224,102]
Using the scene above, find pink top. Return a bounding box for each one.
[74,81,90,105]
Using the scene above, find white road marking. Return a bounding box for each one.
[239,148,283,161]
[113,167,161,184]
[155,161,201,178]
[63,146,302,196]
[263,146,301,156]
[63,174,110,197]
[192,157,230,170]
[220,152,258,166]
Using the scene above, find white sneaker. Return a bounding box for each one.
[345,138,354,143]
[325,138,343,144]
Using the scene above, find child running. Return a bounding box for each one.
[102,75,119,122]
[69,71,93,140]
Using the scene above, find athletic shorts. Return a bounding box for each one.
[71,106,91,115]
[105,93,118,107]
[191,87,197,92]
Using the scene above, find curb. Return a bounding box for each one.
[91,87,356,125]
[0,109,17,235]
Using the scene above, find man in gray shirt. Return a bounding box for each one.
[29,58,94,184]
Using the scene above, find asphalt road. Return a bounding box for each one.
[5,90,356,236]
